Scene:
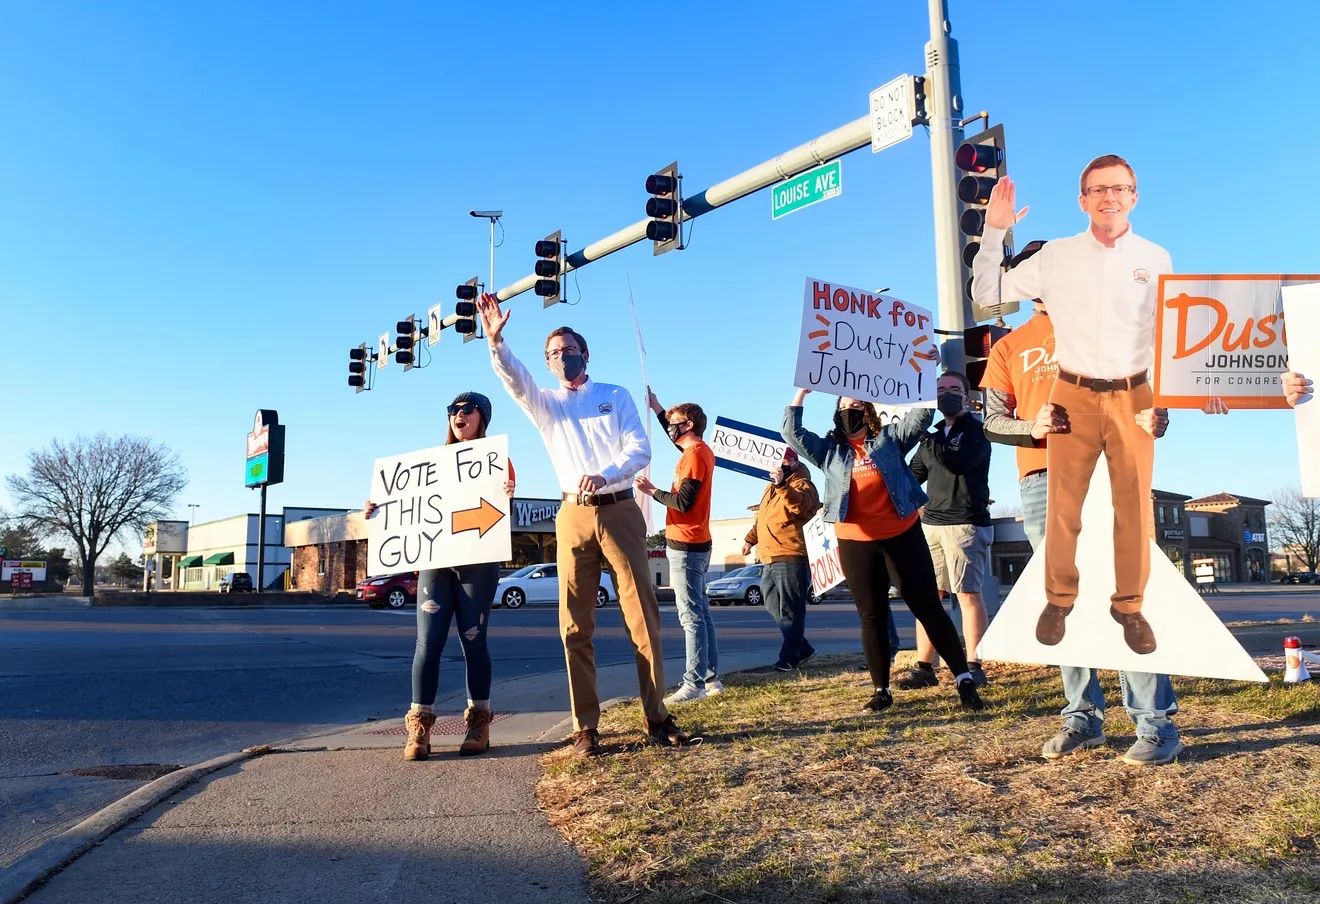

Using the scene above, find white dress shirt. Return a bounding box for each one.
[972,224,1172,379]
[490,341,651,494]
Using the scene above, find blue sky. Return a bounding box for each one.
[1,1,1313,553]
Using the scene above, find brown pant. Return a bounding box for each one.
[1045,379,1155,614]
[556,498,668,730]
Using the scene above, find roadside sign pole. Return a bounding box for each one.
[257,484,267,593]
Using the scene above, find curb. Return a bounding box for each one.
[0,748,260,904]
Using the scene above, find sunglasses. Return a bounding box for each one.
[447,402,479,416]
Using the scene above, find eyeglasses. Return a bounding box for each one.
[544,346,582,360]
[1083,184,1135,198]
[447,403,478,416]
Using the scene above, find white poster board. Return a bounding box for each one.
[2,560,48,582]
[1281,283,1320,497]
[804,511,845,596]
[710,416,787,481]
[366,436,511,576]
[795,277,939,405]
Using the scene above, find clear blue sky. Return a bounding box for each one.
[1,1,1313,554]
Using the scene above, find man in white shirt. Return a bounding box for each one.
[972,155,1170,659]
[477,293,688,757]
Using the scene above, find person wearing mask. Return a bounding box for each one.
[782,389,984,713]
[366,392,514,761]
[742,447,821,671]
[477,293,689,757]
[902,370,994,689]
[635,393,721,703]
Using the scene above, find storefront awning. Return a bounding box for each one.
[203,552,235,566]
[179,555,204,568]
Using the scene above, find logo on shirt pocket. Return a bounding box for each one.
[598,402,613,414]
[1133,268,1150,285]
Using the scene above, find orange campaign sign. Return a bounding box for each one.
[1153,274,1320,408]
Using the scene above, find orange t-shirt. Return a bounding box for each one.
[834,441,918,542]
[980,312,1057,479]
[665,440,714,545]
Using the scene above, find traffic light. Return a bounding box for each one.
[963,324,1010,390]
[534,231,564,307]
[348,343,368,393]
[956,124,1015,317]
[455,277,480,342]
[644,161,681,255]
[395,315,418,369]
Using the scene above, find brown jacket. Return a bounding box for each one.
[745,464,821,561]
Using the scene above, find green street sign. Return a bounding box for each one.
[771,160,842,220]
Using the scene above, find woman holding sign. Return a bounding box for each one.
[783,388,984,713]
[365,391,515,760]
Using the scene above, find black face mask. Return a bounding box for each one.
[937,393,965,417]
[665,422,689,443]
[834,408,867,436]
[548,353,585,383]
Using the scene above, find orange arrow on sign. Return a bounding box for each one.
[451,498,507,538]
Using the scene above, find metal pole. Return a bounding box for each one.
[488,218,496,293]
[925,0,969,370]
[257,485,267,593]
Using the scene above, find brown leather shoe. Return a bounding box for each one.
[459,706,492,756]
[403,710,436,761]
[645,714,691,747]
[571,728,602,758]
[1111,607,1157,654]
[1035,603,1072,646]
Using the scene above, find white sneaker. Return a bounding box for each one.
[663,683,707,705]
[705,679,725,696]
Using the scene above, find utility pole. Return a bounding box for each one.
[469,209,503,296]
[925,0,969,371]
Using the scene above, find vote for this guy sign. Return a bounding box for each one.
[366,436,511,576]
[795,277,939,404]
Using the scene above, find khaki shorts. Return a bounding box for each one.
[922,523,993,594]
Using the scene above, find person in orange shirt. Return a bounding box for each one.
[635,394,721,703]
[783,388,984,713]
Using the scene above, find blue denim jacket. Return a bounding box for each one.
[781,405,933,525]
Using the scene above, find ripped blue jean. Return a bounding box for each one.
[412,564,498,706]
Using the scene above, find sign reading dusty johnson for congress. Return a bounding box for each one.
[366,436,511,577]
[794,278,939,404]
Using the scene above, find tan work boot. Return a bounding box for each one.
[403,709,436,761]
[459,706,492,756]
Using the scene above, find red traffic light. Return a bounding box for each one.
[956,142,1002,173]
[534,239,559,258]
[456,284,478,300]
[645,173,677,195]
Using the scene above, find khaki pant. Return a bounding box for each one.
[556,499,668,730]
[1045,379,1155,615]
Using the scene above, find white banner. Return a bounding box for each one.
[366,436,512,576]
[1153,274,1319,408]
[803,512,845,596]
[1281,283,1320,497]
[794,277,939,404]
[2,560,48,581]
[709,416,787,481]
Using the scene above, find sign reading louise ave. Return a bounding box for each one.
[771,160,842,220]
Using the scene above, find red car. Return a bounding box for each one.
[357,572,418,609]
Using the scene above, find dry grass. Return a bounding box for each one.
[537,655,1320,904]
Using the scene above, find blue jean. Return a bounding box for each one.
[763,559,812,665]
[412,564,498,707]
[668,547,718,688]
[1019,471,1178,740]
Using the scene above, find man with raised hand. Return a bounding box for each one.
[477,293,689,757]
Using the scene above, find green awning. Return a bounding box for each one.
[179,555,204,568]
[203,552,235,566]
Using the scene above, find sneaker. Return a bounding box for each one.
[956,677,985,711]
[1121,735,1184,766]
[663,683,707,705]
[773,660,796,672]
[571,728,602,758]
[796,646,816,667]
[403,710,435,761]
[894,664,938,690]
[705,679,725,696]
[1041,726,1107,760]
[459,706,491,757]
[861,689,893,713]
[645,714,691,747]
[968,665,990,687]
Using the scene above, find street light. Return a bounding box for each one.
[187,504,199,525]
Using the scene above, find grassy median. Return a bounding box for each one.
[537,654,1320,904]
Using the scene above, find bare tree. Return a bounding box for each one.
[1269,485,1320,573]
[6,434,188,595]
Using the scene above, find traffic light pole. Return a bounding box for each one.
[924,0,970,372]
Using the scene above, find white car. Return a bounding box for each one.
[495,563,615,610]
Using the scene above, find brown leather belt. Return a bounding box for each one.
[563,489,635,506]
[1057,368,1148,392]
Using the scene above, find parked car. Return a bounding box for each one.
[495,563,615,609]
[1285,571,1320,585]
[218,572,253,594]
[705,565,766,606]
[357,572,419,609]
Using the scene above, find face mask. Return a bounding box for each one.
[548,353,585,382]
[665,422,689,443]
[937,393,965,416]
[834,408,866,436]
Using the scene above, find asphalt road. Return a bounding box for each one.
[2,586,1316,868]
